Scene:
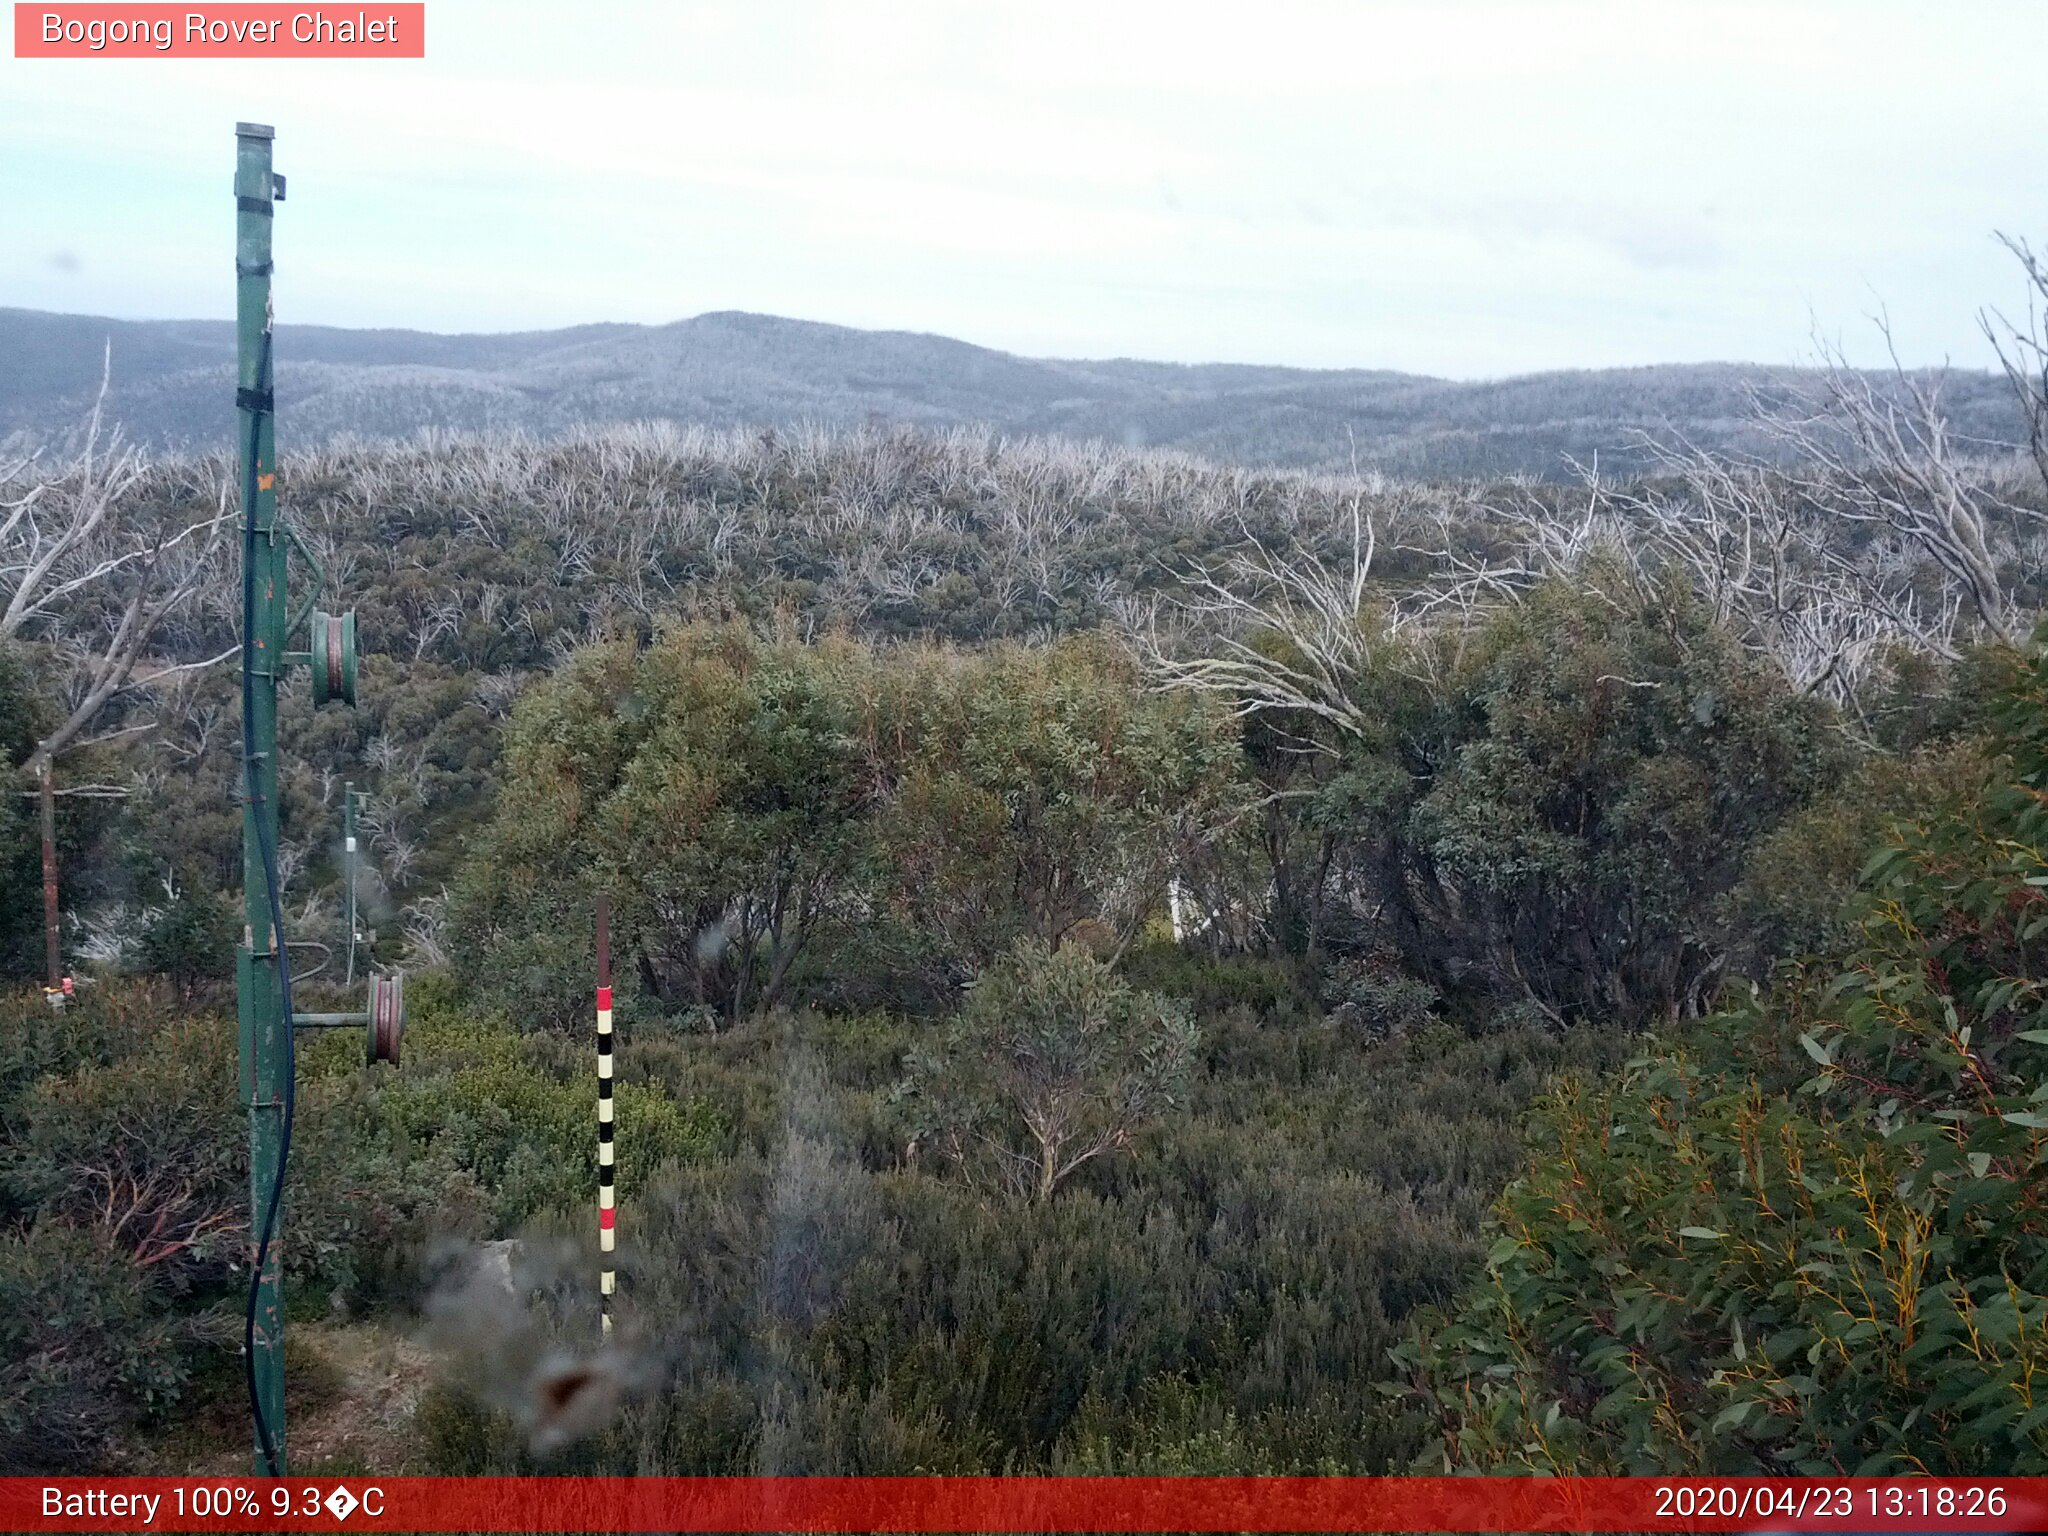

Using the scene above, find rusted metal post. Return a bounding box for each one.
[39,757,59,995]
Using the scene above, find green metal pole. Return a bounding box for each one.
[344,781,357,989]
[234,119,288,1477]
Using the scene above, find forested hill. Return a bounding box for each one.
[0,305,2021,480]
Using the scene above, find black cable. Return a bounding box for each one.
[240,324,296,1477]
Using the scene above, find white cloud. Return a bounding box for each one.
[0,0,2040,375]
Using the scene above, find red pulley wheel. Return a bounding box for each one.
[367,970,404,1065]
[324,612,345,701]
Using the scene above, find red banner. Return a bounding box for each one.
[12,5,425,58]
[4,1477,2045,1533]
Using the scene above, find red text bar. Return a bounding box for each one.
[4,1477,2046,1533]
[13,5,425,58]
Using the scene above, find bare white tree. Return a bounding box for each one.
[1595,441,1964,705]
[3,354,233,983]
[473,668,525,719]
[1129,497,1384,749]
[1384,276,2048,716]
[401,888,450,967]
[412,594,462,660]
[1761,317,2035,646]
[1392,478,1616,629]
[3,354,234,775]
[1983,232,2048,497]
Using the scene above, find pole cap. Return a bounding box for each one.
[235,122,276,140]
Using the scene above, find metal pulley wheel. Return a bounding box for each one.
[366,969,405,1065]
[309,609,358,708]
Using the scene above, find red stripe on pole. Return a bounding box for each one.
[600,1208,615,1230]
[598,986,613,1011]
[4,1476,2042,1532]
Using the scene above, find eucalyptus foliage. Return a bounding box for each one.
[1399,639,2048,1473]
[449,624,1243,1026]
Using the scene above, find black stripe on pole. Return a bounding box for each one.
[237,196,274,216]
[598,1078,612,1100]
[598,1120,614,1142]
[598,1164,614,1187]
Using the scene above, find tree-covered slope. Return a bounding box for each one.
[2,305,2022,480]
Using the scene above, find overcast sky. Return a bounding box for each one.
[2,0,2041,377]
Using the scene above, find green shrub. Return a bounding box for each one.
[414,998,1606,1477]
[898,942,1198,1202]
[450,625,1246,1028]
[0,1221,225,1472]
[1321,951,1439,1041]
[1117,941,1308,1021]
[0,980,166,1142]
[306,998,725,1243]
[0,643,49,984]
[1248,573,1845,1024]
[1724,740,1991,967]
[2,1013,242,1290]
[136,890,239,993]
[1396,640,2048,1474]
[1057,1377,1339,1474]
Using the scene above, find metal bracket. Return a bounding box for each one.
[290,1011,368,1028]
[283,520,328,641]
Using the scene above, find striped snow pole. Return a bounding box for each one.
[596,893,615,1338]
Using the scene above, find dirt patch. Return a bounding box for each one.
[175,1322,436,1476]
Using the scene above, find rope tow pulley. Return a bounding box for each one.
[286,967,406,1066]
[309,609,358,708]
[367,970,406,1065]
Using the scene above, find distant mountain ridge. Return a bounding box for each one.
[0,305,2022,480]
